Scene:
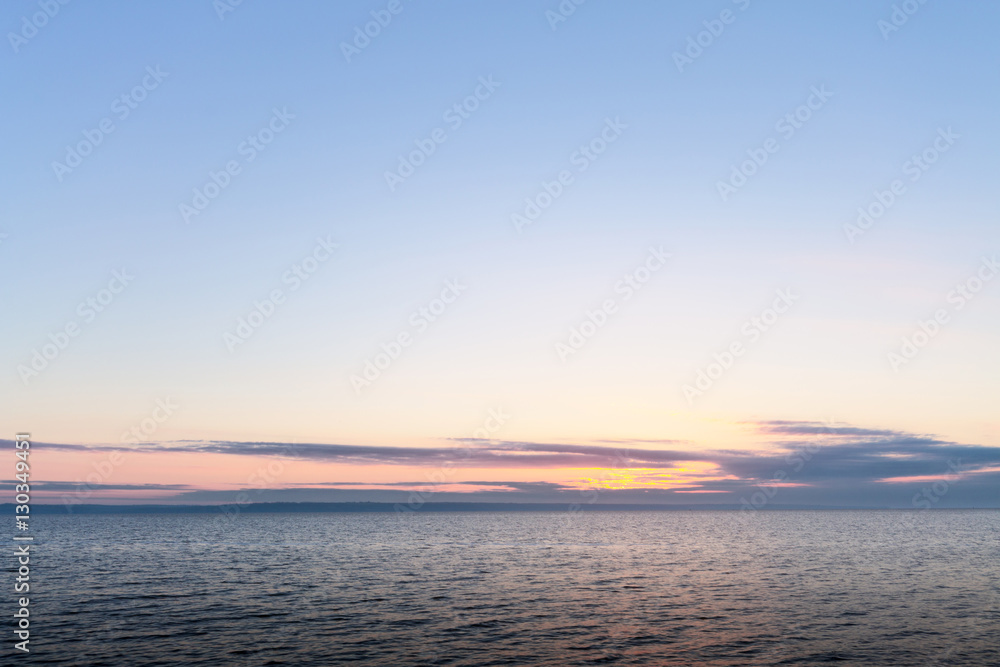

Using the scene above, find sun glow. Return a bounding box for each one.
[573,461,737,491]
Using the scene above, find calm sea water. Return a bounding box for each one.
[14,511,1000,665]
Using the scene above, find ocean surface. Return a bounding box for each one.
[14,510,1000,665]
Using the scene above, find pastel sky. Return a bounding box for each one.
[2,1,998,508]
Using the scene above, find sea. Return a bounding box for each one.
[11,510,1000,665]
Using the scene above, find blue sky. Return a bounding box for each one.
[2,0,998,506]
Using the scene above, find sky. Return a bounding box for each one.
[2,0,998,509]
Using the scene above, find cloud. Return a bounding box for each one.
[1,438,689,469]
[2,481,194,492]
[748,420,921,438]
[7,421,1000,507]
[284,480,574,492]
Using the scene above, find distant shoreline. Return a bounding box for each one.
[4,502,997,514]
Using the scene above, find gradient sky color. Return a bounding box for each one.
[2,0,998,507]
